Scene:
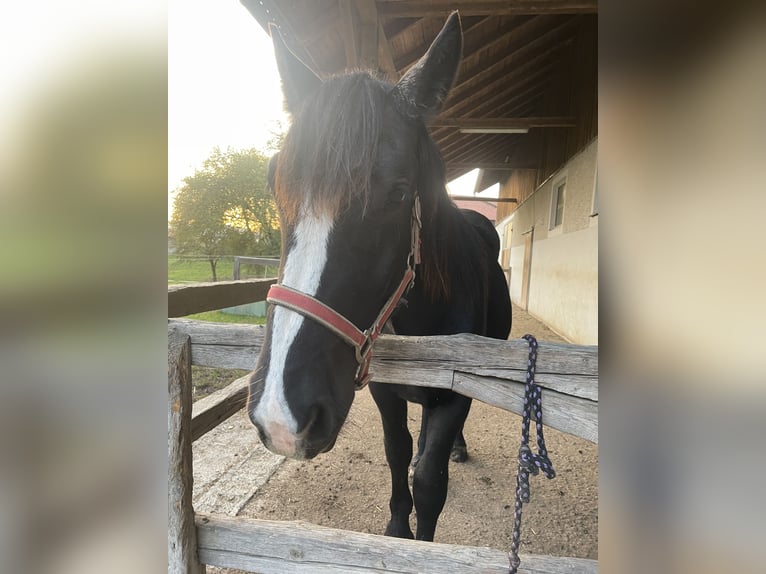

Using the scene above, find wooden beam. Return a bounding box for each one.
[168,320,598,443]
[435,77,554,156]
[170,318,265,370]
[192,374,251,442]
[168,278,276,317]
[396,15,499,72]
[377,22,398,79]
[338,0,391,78]
[338,0,359,68]
[240,0,321,73]
[377,1,598,17]
[168,327,204,574]
[443,16,579,109]
[196,513,599,573]
[447,162,530,170]
[396,14,534,74]
[355,0,380,70]
[450,195,517,203]
[431,117,576,129]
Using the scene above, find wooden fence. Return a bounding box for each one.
[168,282,598,573]
[232,256,280,280]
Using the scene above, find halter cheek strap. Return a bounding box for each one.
[266,196,421,390]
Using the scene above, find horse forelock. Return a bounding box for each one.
[274,72,389,226]
[271,70,476,306]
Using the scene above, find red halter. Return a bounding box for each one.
[266,197,422,389]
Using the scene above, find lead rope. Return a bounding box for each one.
[508,334,556,574]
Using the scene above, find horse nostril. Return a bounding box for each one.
[298,402,332,439]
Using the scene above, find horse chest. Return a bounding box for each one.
[386,383,452,407]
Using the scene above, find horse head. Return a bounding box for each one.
[248,13,463,459]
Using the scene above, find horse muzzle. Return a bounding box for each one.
[249,399,340,460]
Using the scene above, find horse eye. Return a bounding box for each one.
[387,183,411,205]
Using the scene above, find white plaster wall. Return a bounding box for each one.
[508,243,525,303]
[527,224,598,344]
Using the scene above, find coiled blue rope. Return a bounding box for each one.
[508,334,556,574]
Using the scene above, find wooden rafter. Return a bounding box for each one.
[431,116,575,129]
[376,1,598,17]
[434,71,556,153]
[395,15,530,72]
[338,0,360,68]
[444,16,578,105]
[240,0,321,73]
[433,65,565,157]
[446,161,534,171]
[337,0,399,79]
[450,195,518,203]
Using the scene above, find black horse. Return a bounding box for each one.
[248,12,511,542]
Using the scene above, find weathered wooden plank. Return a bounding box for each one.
[191,343,260,371]
[168,278,276,317]
[377,1,598,17]
[191,374,251,442]
[374,334,598,384]
[448,161,538,170]
[431,116,576,129]
[338,0,359,68]
[169,319,266,369]
[168,321,597,384]
[168,328,204,574]
[450,195,518,203]
[169,318,265,345]
[170,320,598,442]
[196,513,598,574]
[454,373,598,444]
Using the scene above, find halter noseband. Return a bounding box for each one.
[266,196,422,390]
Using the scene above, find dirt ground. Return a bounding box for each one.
[234,304,598,562]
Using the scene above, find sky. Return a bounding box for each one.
[168,0,497,216]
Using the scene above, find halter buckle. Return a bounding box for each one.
[355,330,374,365]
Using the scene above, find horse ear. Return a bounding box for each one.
[270,24,322,114]
[391,11,462,118]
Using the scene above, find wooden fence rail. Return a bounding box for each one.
[168,278,276,317]
[168,321,598,573]
[170,319,597,444]
[233,256,280,280]
[196,513,597,574]
[168,328,204,574]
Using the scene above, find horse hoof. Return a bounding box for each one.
[450,446,468,463]
[385,524,414,539]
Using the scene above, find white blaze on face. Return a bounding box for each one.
[254,205,333,455]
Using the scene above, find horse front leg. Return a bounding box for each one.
[450,421,468,462]
[369,382,414,539]
[412,395,472,541]
[412,409,469,467]
[411,406,429,468]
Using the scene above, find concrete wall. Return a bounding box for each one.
[497,139,598,344]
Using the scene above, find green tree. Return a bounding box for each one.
[170,147,280,281]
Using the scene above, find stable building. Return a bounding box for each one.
[243,0,598,344]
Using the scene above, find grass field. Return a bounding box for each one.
[185,310,266,324]
[168,255,279,284]
[169,255,271,325]
[168,255,235,284]
[171,257,262,395]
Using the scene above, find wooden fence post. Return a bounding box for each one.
[168,327,205,573]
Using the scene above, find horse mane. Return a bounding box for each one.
[275,70,486,303]
[275,72,387,224]
[415,128,488,303]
